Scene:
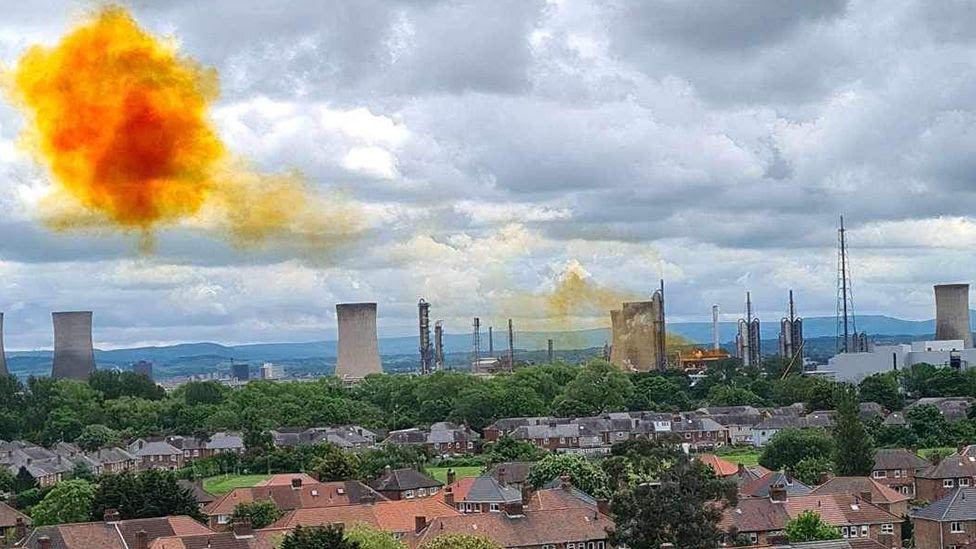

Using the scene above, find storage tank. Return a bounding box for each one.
[51,311,96,380]
[335,303,382,379]
[935,284,973,348]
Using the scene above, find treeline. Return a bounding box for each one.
[2,358,975,447]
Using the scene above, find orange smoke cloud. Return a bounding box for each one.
[6,6,362,251]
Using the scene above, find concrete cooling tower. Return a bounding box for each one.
[609,297,664,372]
[935,284,973,348]
[335,303,382,380]
[0,312,7,377]
[51,311,96,380]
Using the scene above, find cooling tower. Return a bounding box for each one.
[0,313,7,377]
[335,303,382,379]
[51,311,96,380]
[935,284,973,348]
[609,299,663,372]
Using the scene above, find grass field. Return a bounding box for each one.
[427,466,483,484]
[203,474,270,495]
[713,447,761,467]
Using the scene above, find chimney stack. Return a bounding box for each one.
[134,530,149,549]
[415,516,427,533]
[444,487,455,507]
[446,468,456,485]
[39,537,52,549]
[14,517,27,542]
[291,477,303,489]
[503,501,524,517]
[769,484,788,502]
[233,520,255,539]
[712,305,720,351]
[560,475,572,492]
[103,508,121,523]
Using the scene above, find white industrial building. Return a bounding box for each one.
[818,283,975,382]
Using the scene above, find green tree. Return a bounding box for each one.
[182,381,228,406]
[791,456,832,486]
[906,404,951,447]
[91,469,203,521]
[419,534,502,549]
[759,428,833,471]
[858,373,903,411]
[311,446,360,482]
[280,525,359,549]
[74,424,120,452]
[552,360,634,416]
[707,385,764,407]
[231,500,282,529]
[526,454,610,498]
[628,375,693,412]
[358,445,430,480]
[482,437,548,467]
[785,510,841,542]
[831,385,874,476]
[345,524,407,549]
[88,370,165,400]
[0,467,15,493]
[611,449,737,549]
[31,479,96,526]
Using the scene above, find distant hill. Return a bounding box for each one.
[6,311,968,379]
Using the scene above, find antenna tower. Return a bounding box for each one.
[836,216,858,353]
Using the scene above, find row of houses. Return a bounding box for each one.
[0,440,138,487]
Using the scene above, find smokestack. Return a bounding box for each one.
[488,326,494,357]
[935,284,973,348]
[0,312,7,377]
[434,320,444,369]
[418,299,432,374]
[335,303,382,380]
[711,305,719,351]
[547,339,554,362]
[472,317,481,365]
[508,319,515,370]
[51,311,96,380]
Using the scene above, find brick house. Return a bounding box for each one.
[916,455,976,503]
[810,476,911,518]
[128,440,184,470]
[509,423,584,451]
[720,485,902,547]
[0,501,29,546]
[203,477,383,529]
[671,417,730,449]
[445,475,522,514]
[872,448,932,497]
[483,417,566,443]
[370,467,443,501]
[18,515,213,549]
[912,487,976,549]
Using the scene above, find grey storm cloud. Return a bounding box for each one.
[1,0,975,348]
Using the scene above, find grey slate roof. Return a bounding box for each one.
[489,461,532,486]
[370,467,442,492]
[917,454,976,479]
[205,432,244,450]
[912,487,976,521]
[460,476,521,504]
[740,470,812,498]
[131,440,182,457]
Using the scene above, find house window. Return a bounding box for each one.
[861,525,868,537]
[748,533,758,543]
[490,503,500,512]
[217,515,230,524]
[685,433,692,439]
[881,523,894,534]
[543,438,550,444]
[951,521,965,533]
[841,527,849,538]
[962,478,972,487]
[418,488,427,496]
[405,490,415,499]
[872,470,886,479]
[467,442,473,449]
[429,487,438,495]
[945,479,955,488]
[894,470,901,478]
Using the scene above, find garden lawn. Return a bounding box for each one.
[427,466,483,484]
[203,474,270,495]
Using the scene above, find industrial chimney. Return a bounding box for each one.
[711,305,719,351]
[51,311,96,380]
[335,303,382,380]
[935,284,973,348]
[0,312,7,377]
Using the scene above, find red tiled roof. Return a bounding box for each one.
[810,476,910,505]
[204,481,382,516]
[698,454,740,477]
[22,516,213,549]
[721,493,900,534]
[272,497,460,533]
[417,508,614,548]
[256,474,318,487]
[524,487,597,512]
[149,527,290,549]
[0,501,29,528]
[441,477,478,502]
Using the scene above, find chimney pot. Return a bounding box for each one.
[560,475,572,491]
[38,536,52,549]
[415,515,427,533]
[135,529,149,549]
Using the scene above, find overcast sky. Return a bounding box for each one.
[1,0,975,349]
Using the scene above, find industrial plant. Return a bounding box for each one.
[735,292,762,367]
[51,311,96,380]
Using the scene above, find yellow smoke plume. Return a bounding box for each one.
[5,6,362,251]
